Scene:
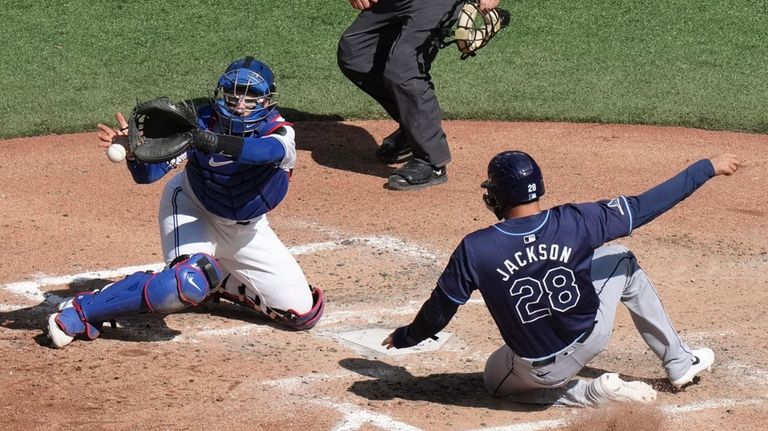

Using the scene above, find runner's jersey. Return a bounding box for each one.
[436,159,715,358]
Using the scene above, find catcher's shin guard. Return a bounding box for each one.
[48,253,221,348]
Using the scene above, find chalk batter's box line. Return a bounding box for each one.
[0,234,445,306]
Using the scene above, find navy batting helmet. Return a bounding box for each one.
[481,150,545,220]
[213,56,277,136]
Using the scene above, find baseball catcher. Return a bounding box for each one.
[49,56,325,348]
[440,1,511,59]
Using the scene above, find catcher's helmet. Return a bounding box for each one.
[481,151,545,220]
[213,56,277,136]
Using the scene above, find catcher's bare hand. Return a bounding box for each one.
[96,112,129,149]
[710,153,741,176]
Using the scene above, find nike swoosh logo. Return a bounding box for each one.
[188,278,201,292]
[208,159,234,167]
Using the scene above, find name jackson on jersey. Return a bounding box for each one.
[496,243,573,280]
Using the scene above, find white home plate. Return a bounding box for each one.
[337,328,452,357]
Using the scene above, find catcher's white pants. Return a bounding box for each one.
[158,172,312,314]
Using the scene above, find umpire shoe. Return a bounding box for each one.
[670,348,715,389]
[376,128,412,164]
[387,158,448,191]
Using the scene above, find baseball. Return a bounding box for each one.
[106,143,126,163]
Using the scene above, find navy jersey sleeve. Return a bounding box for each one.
[393,287,460,348]
[577,158,716,247]
[436,238,479,305]
[573,198,634,249]
[624,159,715,229]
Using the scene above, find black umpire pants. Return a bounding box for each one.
[337,0,462,168]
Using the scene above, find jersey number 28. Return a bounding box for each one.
[509,267,580,324]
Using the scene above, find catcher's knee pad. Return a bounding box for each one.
[275,286,325,331]
[214,283,324,331]
[144,253,222,313]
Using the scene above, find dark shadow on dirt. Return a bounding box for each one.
[339,357,548,412]
[190,299,289,331]
[292,121,393,179]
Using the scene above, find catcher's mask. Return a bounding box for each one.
[481,150,545,220]
[213,56,277,136]
[440,1,511,60]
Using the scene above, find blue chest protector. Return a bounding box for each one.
[185,107,290,221]
[125,106,291,221]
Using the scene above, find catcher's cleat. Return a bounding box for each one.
[47,313,75,349]
[376,128,412,164]
[57,298,74,311]
[387,158,447,191]
[670,348,715,389]
[592,373,657,405]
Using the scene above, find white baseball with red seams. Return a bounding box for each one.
[106,143,126,163]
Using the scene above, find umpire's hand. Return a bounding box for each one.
[347,0,377,11]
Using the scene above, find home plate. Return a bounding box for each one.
[337,328,452,357]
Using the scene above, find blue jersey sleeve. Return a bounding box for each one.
[436,238,478,305]
[126,159,176,184]
[239,135,286,165]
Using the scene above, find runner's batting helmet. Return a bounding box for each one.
[481,150,545,220]
[213,56,277,136]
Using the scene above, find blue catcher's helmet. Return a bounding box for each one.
[481,150,545,220]
[213,56,277,136]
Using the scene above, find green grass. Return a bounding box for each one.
[0,0,766,138]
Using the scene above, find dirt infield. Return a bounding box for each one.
[1,120,767,430]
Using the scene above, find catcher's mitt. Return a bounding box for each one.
[440,1,511,60]
[128,97,198,163]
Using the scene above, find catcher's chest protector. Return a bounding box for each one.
[186,108,291,221]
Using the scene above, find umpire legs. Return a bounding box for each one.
[337,0,461,168]
[337,3,403,123]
